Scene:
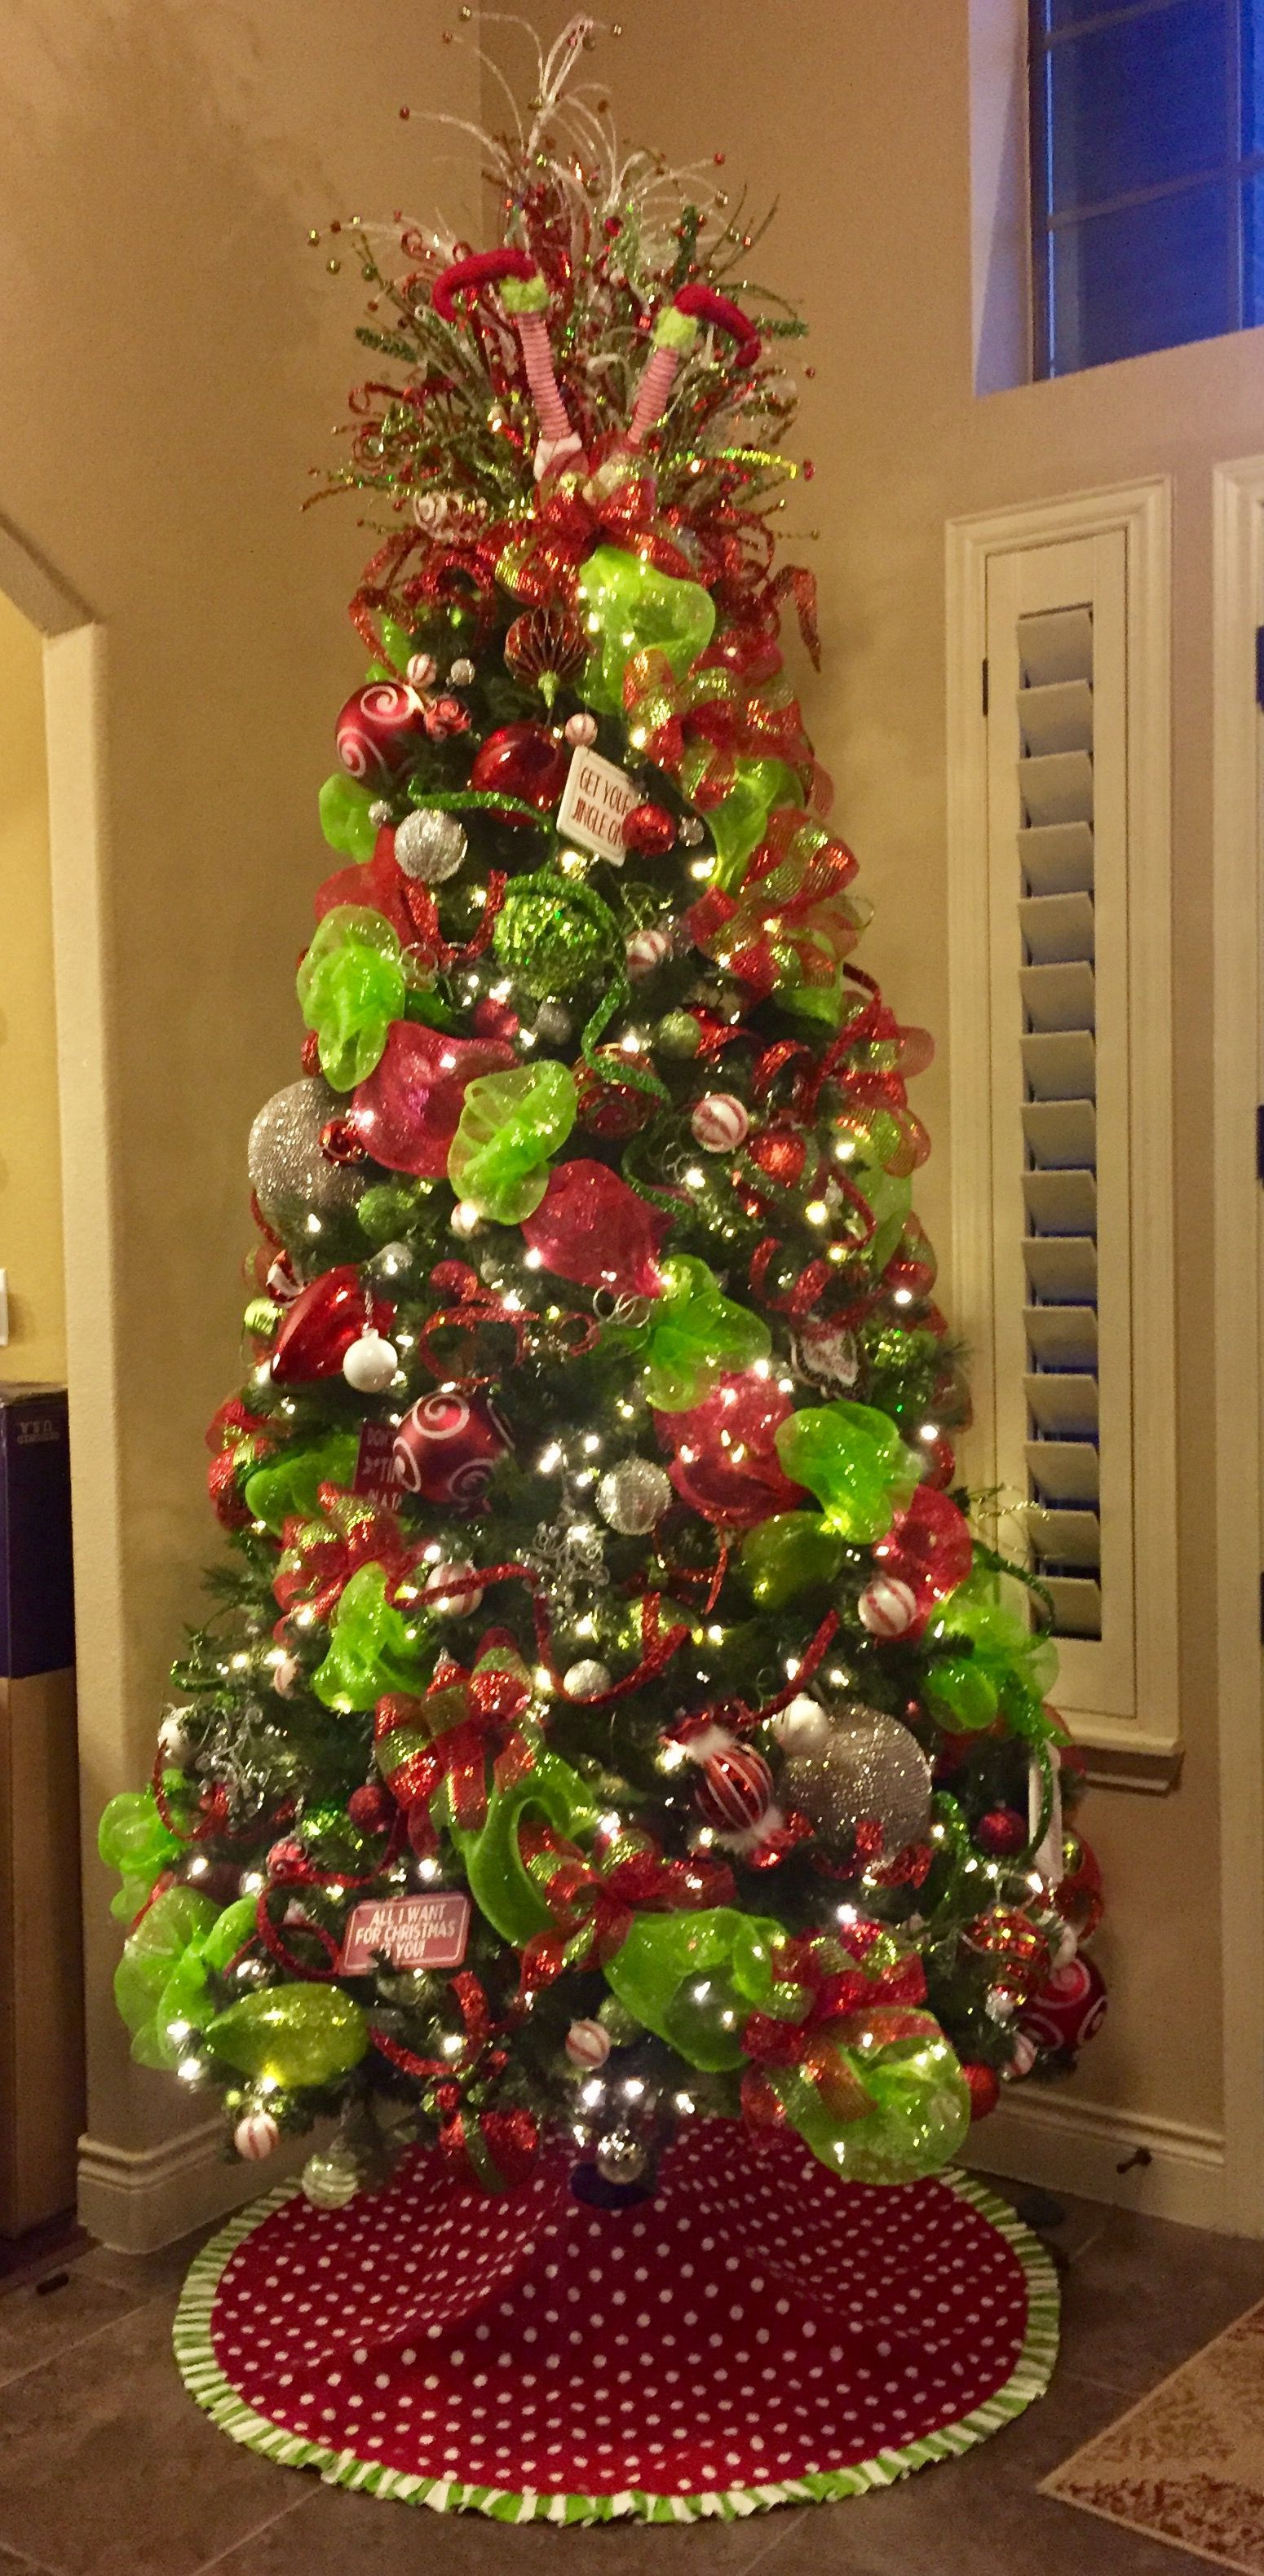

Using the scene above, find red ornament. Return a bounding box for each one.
[621,802,677,858]
[692,1743,775,1834]
[469,722,569,816]
[348,1023,516,1177]
[858,1576,922,1639]
[976,1807,1028,1858]
[1054,1833,1104,1941]
[391,1392,510,1509]
[919,1434,957,1491]
[504,605,586,695]
[659,1374,808,1529]
[335,682,427,787]
[574,1061,655,1138]
[961,2062,1001,2121]
[1019,1954,1107,2057]
[271,1268,395,1386]
[267,1839,307,1885]
[520,1160,668,1296]
[319,1116,366,1166]
[347,1784,395,1833]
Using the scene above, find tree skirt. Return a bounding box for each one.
[174,2122,1058,2526]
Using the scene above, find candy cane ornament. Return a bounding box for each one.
[625,283,762,452]
[430,247,585,483]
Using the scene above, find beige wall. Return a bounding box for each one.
[0,589,65,1387]
[490,0,1264,2150]
[0,2,480,2168]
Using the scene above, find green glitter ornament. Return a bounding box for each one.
[493,871,621,1001]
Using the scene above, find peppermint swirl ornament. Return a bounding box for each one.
[392,1392,509,1507]
[335,681,426,786]
[234,2111,281,2162]
[691,1092,750,1152]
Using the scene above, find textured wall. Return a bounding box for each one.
[0,589,64,1387]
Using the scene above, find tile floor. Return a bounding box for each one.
[0,2181,1261,2575]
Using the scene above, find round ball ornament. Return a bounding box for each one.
[1054,1833,1104,1941]
[449,656,476,687]
[421,1559,484,1617]
[857,1575,921,1639]
[595,2127,648,2186]
[450,1200,483,1240]
[1007,2031,1038,2081]
[157,1707,197,1768]
[342,1328,399,1394]
[470,721,568,814]
[234,2110,281,2162]
[771,1693,833,1756]
[596,1459,672,1536]
[780,1705,932,1859]
[301,2147,360,2210]
[622,801,676,858]
[533,999,572,1043]
[626,925,673,979]
[248,1078,368,1256]
[961,2062,1001,2122]
[963,1908,1051,2005]
[1019,1954,1107,2057]
[976,1806,1028,1859]
[394,806,467,884]
[493,871,620,999]
[563,1660,612,1700]
[335,681,426,787]
[692,1742,775,1835]
[272,1654,299,1698]
[563,710,599,748]
[564,2018,612,2072]
[691,1092,750,1153]
[656,1011,701,1060]
[405,653,438,689]
[347,1782,395,1833]
[392,1392,509,1509]
[504,604,586,699]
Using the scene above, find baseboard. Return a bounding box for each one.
[77,2118,310,2252]
[969,2088,1231,2232]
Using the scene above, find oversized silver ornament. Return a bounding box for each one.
[394,805,468,884]
[596,1458,672,1536]
[595,2126,647,2184]
[301,2147,360,2209]
[248,1078,367,1256]
[780,1705,932,1858]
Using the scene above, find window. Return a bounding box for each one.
[1030,0,1264,374]
[947,483,1178,1769]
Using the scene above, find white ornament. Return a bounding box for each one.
[626,926,673,979]
[343,1328,399,1394]
[234,2111,281,2162]
[422,1558,484,1617]
[272,1654,300,1698]
[405,652,438,689]
[449,657,475,687]
[451,1200,483,1239]
[690,1092,750,1153]
[157,1708,196,1767]
[772,1694,833,1755]
[563,1659,612,1700]
[1006,2031,1037,2081]
[857,1575,921,1639]
[565,2018,612,2072]
[394,805,468,884]
[596,1459,672,1536]
[1051,1918,1079,1969]
[563,710,599,748]
[265,1255,301,1308]
[301,2148,360,2210]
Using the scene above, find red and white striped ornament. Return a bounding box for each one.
[564,2018,612,2072]
[563,710,599,748]
[626,925,673,979]
[690,1092,750,1153]
[857,1574,921,1639]
[234,2110,281,2162]
[693,1743,774,1834]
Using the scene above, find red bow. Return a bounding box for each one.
[621,646,817,810]
[687,809,861,1003]
[206,1397,276,1531]
[272,1489,412,1633]
[516,1824,736,1994]
[374,1641,535,1840]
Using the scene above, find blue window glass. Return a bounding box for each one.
[1031,0,1264,374]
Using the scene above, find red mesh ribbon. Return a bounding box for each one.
[493,448,696,605]
[374,1646,534,1838]
[206,1397,275,1532]
[516,1824,737,1993]
[686,809,861,1002]
[621,646,817,809]
[740,1934,935,2130]
[272,1488,413,1632]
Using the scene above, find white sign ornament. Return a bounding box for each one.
[558,744,638,863]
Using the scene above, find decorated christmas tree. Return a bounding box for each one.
[100,13,1105,2220]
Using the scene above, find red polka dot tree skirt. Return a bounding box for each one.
[174,2122,1058,2525]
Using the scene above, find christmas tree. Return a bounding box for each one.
[100,15,1105,2213]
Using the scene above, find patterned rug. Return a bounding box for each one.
[175,2121,1058,2525]
[1042,2297,1264,2572]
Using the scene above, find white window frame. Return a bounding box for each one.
[946,479,1178,1767]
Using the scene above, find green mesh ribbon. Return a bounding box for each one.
[296,905,406,1090]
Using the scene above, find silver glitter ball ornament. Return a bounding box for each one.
[597,1459,672,1537]
[533,999,572,1043]
[595,2127,647,2185]
[449,656,475,686]
[678,814,705,846]
[395,806,468,884]
[301,2147,360,2209]
[369,798,394,827]
[780,1705,932,1858]
[248,1078,367,1258]
[563,1659,612,1700]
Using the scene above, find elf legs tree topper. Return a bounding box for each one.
[101,12,1106,2212]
